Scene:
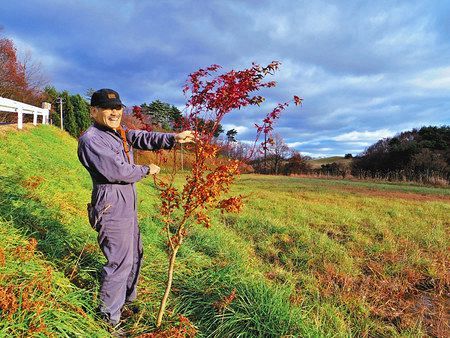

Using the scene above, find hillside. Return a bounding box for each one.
[1,124,449,337]
[308,156,353,169]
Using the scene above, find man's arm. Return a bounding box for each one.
[78,137,149,184]
[126,130,175,150]
[126,129,196,150]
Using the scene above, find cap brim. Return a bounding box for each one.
[96,101,125,108]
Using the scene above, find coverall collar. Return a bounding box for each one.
[93,122,123,137]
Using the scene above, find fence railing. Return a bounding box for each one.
[0,97,50,129]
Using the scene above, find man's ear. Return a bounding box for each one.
[90,107,97,119]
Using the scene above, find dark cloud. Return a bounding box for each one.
[1,0,449,157]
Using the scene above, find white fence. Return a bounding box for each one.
[0,97,50,129]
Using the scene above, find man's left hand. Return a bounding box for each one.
[147,163,160,175]
[175,130,196,144]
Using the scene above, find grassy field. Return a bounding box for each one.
[0,125,448,337]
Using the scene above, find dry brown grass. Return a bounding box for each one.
[314,247,449,337]
[0,238,54,336]
[0,122,36,136]
[136,315,197,338]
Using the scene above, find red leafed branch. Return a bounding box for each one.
[132,105,153,131]
[155,61,301,328]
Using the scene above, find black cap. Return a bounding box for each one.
[90,88,125,108]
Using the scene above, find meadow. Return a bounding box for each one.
[0,125,448,337]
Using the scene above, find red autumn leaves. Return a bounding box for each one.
[154,61,300,327]
[156,61,301,244]
[155,61,302,242]
[0,34,47,106]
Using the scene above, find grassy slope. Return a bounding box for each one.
[0,222,110,337]
[0,125,449,337]
[308,156,352,169]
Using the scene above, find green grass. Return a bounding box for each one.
[0,124,448,337]
[0,219,110,337]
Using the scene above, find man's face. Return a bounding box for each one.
[90,106,123,130]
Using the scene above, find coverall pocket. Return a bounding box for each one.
[87,203,112,231]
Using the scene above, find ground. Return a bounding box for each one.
[0,125,448,337]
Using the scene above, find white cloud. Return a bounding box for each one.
[138,79,184,103]
[409,67,450,90]
[222,124,249,134]
[239,140,256,145]
[11,35,70,72]
[301,151,336,158]
[344,141,371,147]
[287,141,308,147]
[333,129,395,142]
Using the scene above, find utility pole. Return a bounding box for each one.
[58,97,63,130]
[181,144,184,171]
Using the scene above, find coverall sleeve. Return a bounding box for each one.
[79,137,149,184]
[126,129,176,150]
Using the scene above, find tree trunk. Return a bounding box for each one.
[264,131,267,174]
[156,245,180,327]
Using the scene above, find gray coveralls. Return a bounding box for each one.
[78,123,175,324]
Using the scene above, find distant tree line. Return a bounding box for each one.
[306,126,449,185]
[351,126,450,183]
[223,126,450,185]
[222,133,312,175]
[126,101,224,137]
[140,100,183,130]
[251,150,311,175]
[43,86,91,137]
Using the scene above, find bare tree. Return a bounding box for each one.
[21,50,49,104]
[267,133,290,174]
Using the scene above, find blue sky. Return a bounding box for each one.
[1,0,449,157]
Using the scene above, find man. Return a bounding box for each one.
[77,88,194,328]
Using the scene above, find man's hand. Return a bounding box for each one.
[147,163,160,175]
[175,130,196,144]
